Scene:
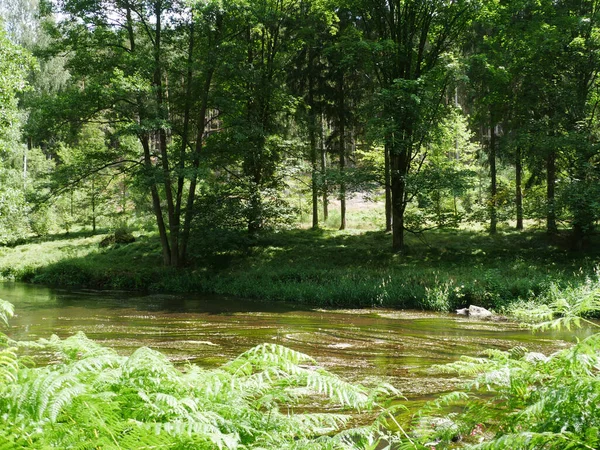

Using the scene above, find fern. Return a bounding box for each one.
[416,276,600,449]
[0,299,14,328]
[0,303,403,449]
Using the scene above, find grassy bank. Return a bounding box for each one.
[1,228,598,311]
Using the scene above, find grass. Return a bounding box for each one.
[1,225,598,311]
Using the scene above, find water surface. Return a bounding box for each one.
[0,282,585,402]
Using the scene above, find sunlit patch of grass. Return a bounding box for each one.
[1,227,598,311]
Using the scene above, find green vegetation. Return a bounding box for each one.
[2,274,600,449]
[0,300,403,449]
[3,0,600,446]
[1,228,597,311]
[1,0,600,268]
[412,273,600,449]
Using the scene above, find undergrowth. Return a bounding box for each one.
[1,228,598,311]
[0,300,407,449]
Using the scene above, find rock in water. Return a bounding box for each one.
[456,305,494,318]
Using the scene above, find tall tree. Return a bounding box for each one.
[357,0,473,250]
[44,0,229,266]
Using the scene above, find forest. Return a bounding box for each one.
[2,0,600,448]
[0,0,598,257]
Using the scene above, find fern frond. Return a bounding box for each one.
[21,369,86,421]
[0,348,18,383]
[0,300,14,328]
[48,384,87,422]
[226,343,316,375]
[147,420,240,449]
[470,430,597,450]
[70,353,124,375]
[305,369,370,409]
[432,355,490,376]
[122,346,181,385]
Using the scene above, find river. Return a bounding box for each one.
[0,282,585,406]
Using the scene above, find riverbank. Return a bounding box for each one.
[0,228,598,311]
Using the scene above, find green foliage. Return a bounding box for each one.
[0,26,35,139]
[1,228,597,313]
[416,277,600,449]
[0,303,402,449]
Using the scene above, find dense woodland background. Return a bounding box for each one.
[1,0,600,265]
[5,2,600,448]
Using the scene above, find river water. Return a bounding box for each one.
[0,282,585,406]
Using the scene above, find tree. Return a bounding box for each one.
[0,25,36,243]
[43,0,231,266]
[355,0,474,250]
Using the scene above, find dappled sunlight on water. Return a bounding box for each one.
[0,282,585,404]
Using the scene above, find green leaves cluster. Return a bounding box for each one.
[416,275,600,449]
[0,302,401,449]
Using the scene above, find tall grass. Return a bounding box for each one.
[1,228,597,311]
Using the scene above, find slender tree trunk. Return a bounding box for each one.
[153,3,179,266]
[179,14,222,261]
[321,114,328,222]
[310,123,319,229]
[174,18,194,261]
[391,137,409,252]
[338,73,346,231]
[515,146,523,231]
[390,155,406,251]
[91,177,96,234]
[546,150,557,234]
[141,134,171,265]
[179,69,215,261]
[308,50,318,229]
[24,136,30,187]
[489,118,497,234]
[125,0,135,52]
[384,141,392,232]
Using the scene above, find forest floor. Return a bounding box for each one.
[1,226,598,311]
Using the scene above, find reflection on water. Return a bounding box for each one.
[0,282,587,401]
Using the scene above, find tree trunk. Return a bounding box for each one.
[515,145,523,230]
[546,150,557,234]
[391,140,409,252]
[24,136,30,186]
[321,114,328,222]
[384,141,392,232]
[153,3,179,267]
[179,13,221,262]
[91,177,96,234]
[308,49,318,229]
[310,124,319,229]
[141,134,171,265]
[391,165,406,251]
[174,18,194,264]
[180,68,215,261]
[489,118,497,234]
[338,72,346,231]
